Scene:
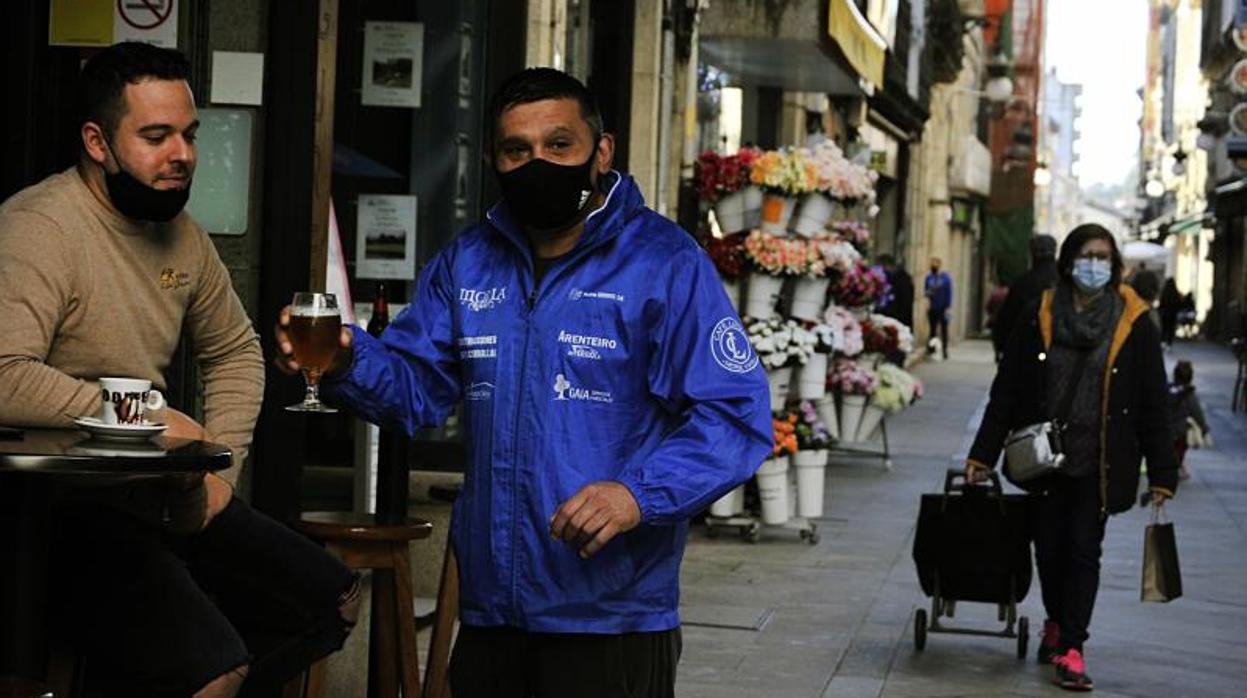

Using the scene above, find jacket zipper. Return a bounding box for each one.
[509,281,539,619]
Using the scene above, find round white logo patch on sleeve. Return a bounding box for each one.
[710,317,758,374]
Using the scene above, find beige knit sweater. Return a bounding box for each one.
[0,167,264,483]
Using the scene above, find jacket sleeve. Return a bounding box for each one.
[616,247,772,525]
[1134,317,1179,495]
[322,251,461,437]
[967,306,1034,470]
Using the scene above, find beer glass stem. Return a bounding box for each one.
[302,369,322,408]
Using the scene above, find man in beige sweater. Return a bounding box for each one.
[0,43,356,697]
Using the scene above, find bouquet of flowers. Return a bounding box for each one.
[742,231,810,276]
[828,358,877,396]
[795,399,835,449]
[860,313,915,356]
[808,234,861,277]
[747,317,818,369]
[830,260,891,309]
[749,148,815,196]
[830,220,872,251]
[822,305,864,357]
[873,363,924,413]
[773,412,799,457]
[695,149,759,202]
[809,322,839,354]
[803,141,878,201]
[705,233,748,280]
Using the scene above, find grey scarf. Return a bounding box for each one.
[1052,283,1121,350]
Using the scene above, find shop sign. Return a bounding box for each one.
[49,0,178,48]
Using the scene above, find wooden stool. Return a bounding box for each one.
[295,512,433,698]
[421,485,461,698]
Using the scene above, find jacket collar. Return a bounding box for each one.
[485,170,642,265]
[1038,284,1151,366]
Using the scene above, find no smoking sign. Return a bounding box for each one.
[48,0,178,48]
[117,0,174,31]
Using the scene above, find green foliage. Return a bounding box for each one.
[985,207,1034,285]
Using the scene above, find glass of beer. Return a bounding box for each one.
[286,292,341,413]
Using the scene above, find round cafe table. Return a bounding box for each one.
[0,428,231,683]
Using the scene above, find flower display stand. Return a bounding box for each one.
[759,194,796,235]
[720,276,742,312]
[742,185,764,230]
[829,412,893,471]
[744,272,784,319]
[790,193,835,237]
[703,456,819,545]
[789,276,830,322]
[792,353,828,400]
[713,190,749,234]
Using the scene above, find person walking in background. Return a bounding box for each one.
[984,281,1009,361]
[1159,277,1182,346]
[964,223,1177,692]
[877,253,914,329]
[924,256,953,359]
[1129,268,1163,334]
[992,235,1058,362]
[1168,359,1210,480]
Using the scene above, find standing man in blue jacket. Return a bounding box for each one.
[924,256,953,359]
[275,68,772,697]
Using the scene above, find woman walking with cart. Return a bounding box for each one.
[964,224,1179,691]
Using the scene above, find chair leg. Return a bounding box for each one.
[392,544,422,698]
[423,548,458,698]
[300,658,328,698]
[369,570,399,698]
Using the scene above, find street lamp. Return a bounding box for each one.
[984,74,1014,103]
[1033,162,1052,187]
[1145,178,1165,198]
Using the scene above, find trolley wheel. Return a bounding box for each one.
[914,609,927,651]
[745,523,761,543]
[806,530,820,545]
[884,459,894,471]
[1017,616,1030,660]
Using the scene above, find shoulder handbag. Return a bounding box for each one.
[1003,348,1091,487]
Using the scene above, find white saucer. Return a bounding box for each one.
[73,416,167,441]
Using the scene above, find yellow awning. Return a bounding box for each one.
[827,0,888,88]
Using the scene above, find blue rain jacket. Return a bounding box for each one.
[325,173,771,633]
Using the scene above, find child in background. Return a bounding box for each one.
[1168,360,1210,480]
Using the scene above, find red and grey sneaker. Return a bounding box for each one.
[1052,648,1094,691]
[1037,620,1061,664]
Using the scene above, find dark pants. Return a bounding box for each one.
[50,491,356,696]
[1174,437,1189,469]
[1032,474,1106,652]
[449,624,682,698]
[927,308,949,357]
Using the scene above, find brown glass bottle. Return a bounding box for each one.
[366,282,389,337]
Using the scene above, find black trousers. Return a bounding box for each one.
[1032,474,1106,652]
[50,490,356,696]
[449,624,682,698]
[927,308,949,356]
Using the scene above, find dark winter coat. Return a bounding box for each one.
[967,284,1178,515]
[991,258,1058,354]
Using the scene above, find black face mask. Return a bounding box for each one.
[101,138,191,222]
[496,152,597,236]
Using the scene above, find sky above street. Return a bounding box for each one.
[1043,0,1148,187]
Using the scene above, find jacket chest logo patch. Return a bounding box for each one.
[457,335,498,360]
[159,268,190,290]
[459,287,507,312]
[557,329,618,361]
[711,317,758,374]
[552,373,613,403]
[568,288,625,303]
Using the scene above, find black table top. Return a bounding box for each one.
[0,428,231,476]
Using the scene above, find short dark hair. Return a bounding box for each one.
[1173,359,1193,385]
[1131,269,1161,303]
[78,42,191,140]
[487,68,603,153]
[1057,223,1124,288]
[1029,234,1057,260]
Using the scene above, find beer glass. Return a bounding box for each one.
[286,292,341,413]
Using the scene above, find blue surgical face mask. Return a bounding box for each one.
[1072,258,1112,293]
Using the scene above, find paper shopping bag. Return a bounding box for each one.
[1141,510,1182,603]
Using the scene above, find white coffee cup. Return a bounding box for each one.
[98,377,166,426]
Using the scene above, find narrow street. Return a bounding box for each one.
[677,340,1247,698]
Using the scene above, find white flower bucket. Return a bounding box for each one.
[720,276,742,312]
[839,394,867,443]
[855,403,886,443]
[793,449,828,518]
[789,276,830,321]
[744,271,784,319]
[793,353,829,400]
[713,190,748,234]
[766,366,793,412]
[790,193,836,237]
[755,456,790,525]
[743,185,764,229]
[816,395,840,441]
[708,484,745,518]
[759,194,797,235]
